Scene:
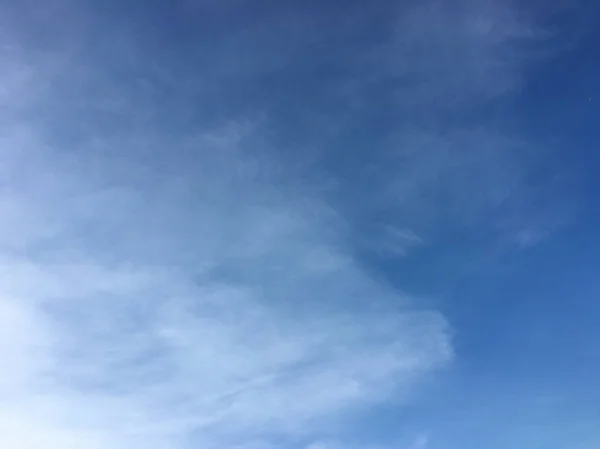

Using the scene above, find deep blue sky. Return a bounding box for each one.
[1,1,599,449]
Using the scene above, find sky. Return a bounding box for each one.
[1,0,599,448]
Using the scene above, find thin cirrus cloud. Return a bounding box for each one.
[0,38,451,449]
[0,130,451,449]
[0,0,573,448]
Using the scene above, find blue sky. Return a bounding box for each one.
[1,1,599,448]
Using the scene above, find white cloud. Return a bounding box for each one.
[0,140,451,448]
[0,37,451,449]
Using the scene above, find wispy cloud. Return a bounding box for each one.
[0,135,451,449]
[0,20,451,448]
